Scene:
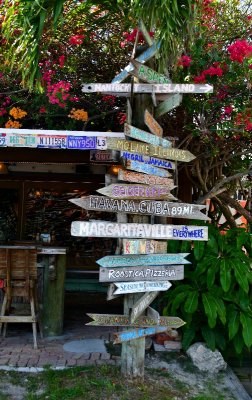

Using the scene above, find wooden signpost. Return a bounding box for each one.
[129,291,159,323]
[69,196,209,220]
[82,83,213,94]
[155,94,183,118]
[118,170,173,186]
[124,159,172,178]
[123,239,167,254]
[97,253,189,267]
[106,138,196,162]
[99,265,184,282]
[144,109,163,137]
[86,313,186,328]
[124,123,171,148]
[114,326,168,344]
[96,184,177,200]
[71,221,208,241]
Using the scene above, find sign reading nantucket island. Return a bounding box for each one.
[71,221,209,241]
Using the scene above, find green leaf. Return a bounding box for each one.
[182,327,197,349]
[207,258,220,289]
[228,308,240,340]
[240,312,252,348]
[184,291,199,314]
[210,295,226,325]
[193,241,206,261]
[233,330,244,355]
[202,292,217,328]
[214,331,226,351]
[220,258,231,292]
[231,260,249,293]
[170,291,188,315]
[201,325,216,351]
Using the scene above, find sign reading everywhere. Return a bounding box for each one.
[124,159,172,178]
[123,239,167,254]
[69,196,209,220]
[86,313,186,328]
[106,138,195,162]
[144,109,163,137]
[118,170,173,186]
[71,221,209,240]
[124,124,171,148]
[114,280,172,294]
[97,253,189,268]
[99,265,184,282]
[82,83,213,94]
[96,184,176,200]
[113,326,167,344]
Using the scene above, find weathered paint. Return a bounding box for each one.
[97,253,190,268]
[120,151,175,170]
[155,94,183,118]
[124,159,172,178]
[114,326,167,344]
[129,60,170,85]
[114,280,172,294]
[130,291,159,323]
[144,109,163,137]
[124,124,171,148]
[96,184,176,200]
[122,239,167,254]
[71,221,209,241]
[99,265,184,282]
[118,170,173,186]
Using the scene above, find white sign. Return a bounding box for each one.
[82,83,213,94]
[114,280,172,294]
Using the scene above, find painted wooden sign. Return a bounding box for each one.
[130,291,159,323]
[107,283,121,301]
[123,239,167,255]
[111,41,161,83]
[90,150,118,162]
[124,124,171,148]
[97,253,189,268]
[120,151,176,170]
[113,326,167,344]
[118,170,173,186]
[144,109,163,137]
[106,138,196,162]
[82,83,213,94]
[114,280,171,294]
[71,221,209,241]
[124,160,172,178]
[96,184,176,200]
[69,196,209,221]
[129,59,170,85]
[155,94,183,118]
[99,265,184,282]
[147,306,160,324]
[86,313,186,328]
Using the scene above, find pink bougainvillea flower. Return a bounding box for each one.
[178,55,192,68]
[58,55,65,68]
[224,105,233,115]
[69,34,85,45]
[227,40,252,63]
[39,106,47,113]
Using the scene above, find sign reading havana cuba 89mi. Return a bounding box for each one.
[71,221,208,241]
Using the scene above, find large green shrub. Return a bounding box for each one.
[162,226,252,357]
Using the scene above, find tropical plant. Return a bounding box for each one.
[162,226,252,357]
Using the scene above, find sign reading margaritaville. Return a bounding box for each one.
[71,221,208,240]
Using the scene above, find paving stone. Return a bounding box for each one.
[66,359,77,367]
[90,352,101,361]
[100,353,111,360]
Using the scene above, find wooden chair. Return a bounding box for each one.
[0,246,42,349]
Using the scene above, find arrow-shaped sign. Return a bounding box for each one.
[82,83,213,94]
[111,41,161,83]
[96,184,177,200]
[130,291,159,323]
[86,313,186,328]
[97,253,190,268]
[118,170,173,186]
[106,138,196,162]
[129,59,170,85]
[124,159,173,178]
[71,221,209,241]
[120,151,176,170]
[114,280,172,294]
[99,265,184,282]
[124,123,171,148]
[155,94,183,118]
[144,109,163,137]
[113,326,167,344]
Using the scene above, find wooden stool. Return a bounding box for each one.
[0,246,43,349]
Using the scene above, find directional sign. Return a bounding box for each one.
[147,306,160,324]
[124,159,173,178]
[155,94,183,118]
[96,184,177,200]
[120,151,176,170]
[106,138,196,162]
[129,59,170,85]
[97,253,189,268]
[69,196,209,221]
[114,281,172,294]
[113,326,167,344]
[99,265,184,282]
[107,283,121,301]
[71,221,209,241]
[124,124,171,148]
[86,313,186,328]
[118,170,173,186]
[130,291,159,323]
[111,41,161,83]
[82,83,213,94]
[123,239,167,255]
[144,109,163,137]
